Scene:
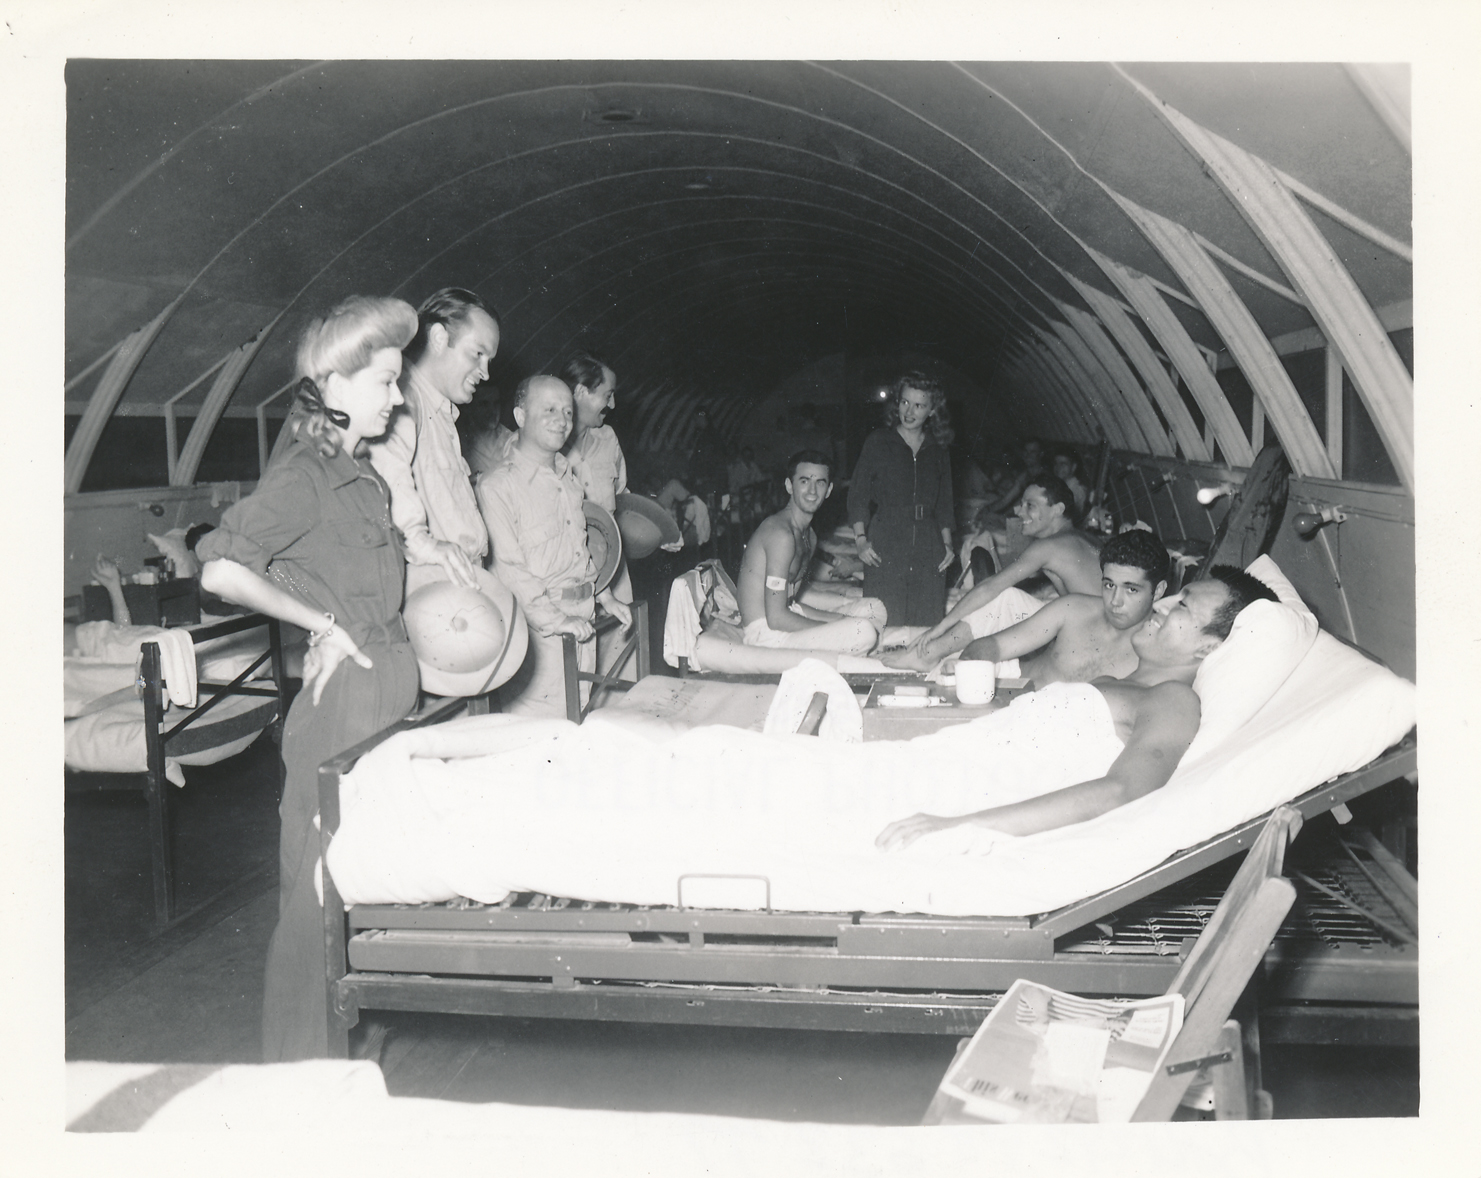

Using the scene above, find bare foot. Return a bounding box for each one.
[881,645,936,672]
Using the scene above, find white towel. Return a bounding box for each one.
[763,659,862,742]
[662,574,704,668]
[152,628,198,709]
[72,620,197,709]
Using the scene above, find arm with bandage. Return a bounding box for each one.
[735,517,827,633]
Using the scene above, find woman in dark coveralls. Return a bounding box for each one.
[847,373,955,627]
[198,296,422,1061]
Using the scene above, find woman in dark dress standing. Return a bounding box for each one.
[197,296,422,1061]
[847,373,955,628]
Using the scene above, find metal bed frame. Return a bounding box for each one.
[66,612,289,925]
[317,689,1416,1055]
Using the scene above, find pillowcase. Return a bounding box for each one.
[1184,554,1319,763]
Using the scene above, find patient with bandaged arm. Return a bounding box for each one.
[737,449,886,655]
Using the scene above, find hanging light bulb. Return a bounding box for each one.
[1196,483,1237,506]
[1292,505,1349,537]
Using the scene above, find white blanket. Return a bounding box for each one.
[328,630,1413,917]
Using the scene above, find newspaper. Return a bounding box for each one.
[935,979,1185,1124]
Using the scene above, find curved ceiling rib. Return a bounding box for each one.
[64,61,1410,497]
[1144,96,1414,489]
[1064,273,1210,461]
[1115,192,1335,479]
[63,296,182,494]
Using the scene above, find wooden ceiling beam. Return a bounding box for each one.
[1038,323,1144,452]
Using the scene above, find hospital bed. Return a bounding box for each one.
[65,612,290,924]
[313,560,1416,1054]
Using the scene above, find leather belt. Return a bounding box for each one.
[558,582,595,603]
[349,617,408,646]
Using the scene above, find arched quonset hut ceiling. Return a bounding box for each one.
[64,60,1412,491]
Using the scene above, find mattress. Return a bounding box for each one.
[327,628,1415,918]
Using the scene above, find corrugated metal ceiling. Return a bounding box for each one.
[64,60,1410,469]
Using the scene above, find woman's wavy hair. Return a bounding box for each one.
[291,296,418,458]
[884,371,954,447]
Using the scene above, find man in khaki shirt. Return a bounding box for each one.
[370,288,499,589]
[479,375,632,717]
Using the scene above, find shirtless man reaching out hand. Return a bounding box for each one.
[959,529,1170,687]
[738,450,885,655]
[877,565,1278,849]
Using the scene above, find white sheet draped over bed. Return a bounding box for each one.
[327,630,1414,917]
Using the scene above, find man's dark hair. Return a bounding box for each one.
[786,448,833,481]
[558,352,608,392]
[1202,564,1280,640]
[1024,473,1075,513]
[1100,529,1170,588]
[406,287,498,361]
[184,522,216,554]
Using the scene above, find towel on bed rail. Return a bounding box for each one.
[69,621,197,709]
[64,616,280,785]
[328,622,1414,917]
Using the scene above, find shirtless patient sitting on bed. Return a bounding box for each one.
[883,474,1103,671]
[958,530,1171,688]
[876,565,1278,849]
[738,450,885,655]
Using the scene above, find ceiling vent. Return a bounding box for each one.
[587,106,645,125]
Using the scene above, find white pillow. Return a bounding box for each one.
[1185,555,1319,762]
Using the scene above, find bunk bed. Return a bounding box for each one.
[65,613,290,924]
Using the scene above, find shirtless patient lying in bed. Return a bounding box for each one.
[876,566,1277,850]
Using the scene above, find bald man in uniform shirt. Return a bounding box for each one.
[478,375,632,717]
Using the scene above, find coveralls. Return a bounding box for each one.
[847,426,954,628]
[198,437,419,1061]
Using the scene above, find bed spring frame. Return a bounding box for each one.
[66,612,289,925]
[318,703,1415,1055]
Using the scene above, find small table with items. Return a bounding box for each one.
[860,677,1033,741]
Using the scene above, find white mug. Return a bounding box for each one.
[955,659,996,705]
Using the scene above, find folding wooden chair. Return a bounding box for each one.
[558,599,650,722]
[923,804,1304,1123]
